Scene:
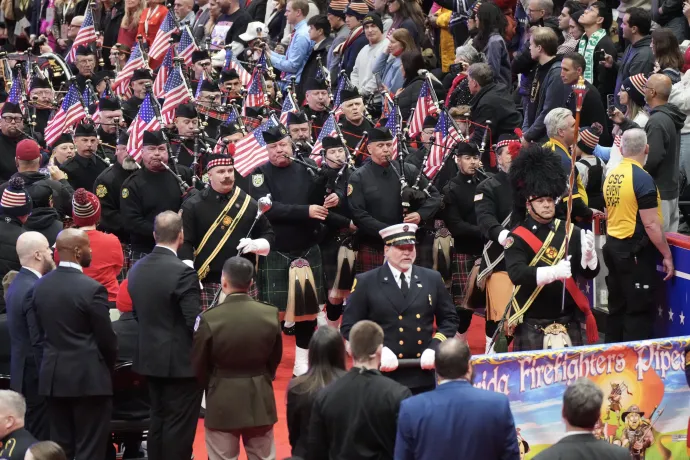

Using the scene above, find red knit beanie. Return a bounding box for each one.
[72,188,102,227]
[117,279,133,313]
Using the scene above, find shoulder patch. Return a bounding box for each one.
[347,183,353,196]
[504,236,514,249]
[351,278,357,293]
[474,193,483,201]
[121,188,129,199]
[96,184,107,198]
[252,173,264,187]
[194,315,201,332]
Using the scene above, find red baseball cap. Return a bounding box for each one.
[16,139,41,161]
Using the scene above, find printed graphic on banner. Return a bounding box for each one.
[471,337,690,459]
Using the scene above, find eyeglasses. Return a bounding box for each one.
[2,116,23,123]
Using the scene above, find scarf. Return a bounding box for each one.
[577,28,606,84]
[333,25,363,55]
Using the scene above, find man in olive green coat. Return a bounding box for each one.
[191,256,283,459]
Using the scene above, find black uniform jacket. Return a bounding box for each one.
[179,186,275,284]
[60,152,114,192]
[128,246,201,378]
[0,428,37,460]
[475,170,513,273]
[307,367,411,460]
[441,171,483,255]
[94,162,135,242]
[30,266,117,397]
[341,263,459,389]
[0,133,20,182]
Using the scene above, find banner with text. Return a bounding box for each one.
[472,336,690,459]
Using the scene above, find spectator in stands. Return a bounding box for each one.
[298,15,333,100]
[534,379,629,459]
[466,63,522,147]
[25,441,68,460]
[577,2,617,109]
[372,28,417,95]
[669,61,690,183]
[307,320,411,460]
[397,50,445,120]
[557,1,582,54]
[211,0,251,51]
[522,27,568,145]
[428,4,455,74]
[385,0,425,45]
[173,0,195,25]
[606,7,653,107]
[267,0,287,43]
[137,0,169,48]
[651,28,685,84]
[568,10,585,42]
[287,326,347,458]
[446,44,485,108]
[651,0,688,43]
[270,0,314,89]
[351,13,390,97]
[473,2,511,89]
[395,339,519,459]
[0,391,37,459]
[326,0,350,77]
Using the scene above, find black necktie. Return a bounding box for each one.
[400,273,409,297]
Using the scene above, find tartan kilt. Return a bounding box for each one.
[355,243,385,274]
[118,242,132,282]
[257,245,324,316]
[513,316,583,352]
[130,250,150,267]
[319,234,344,290]
[451,253,479,307]
[200,280,259,311]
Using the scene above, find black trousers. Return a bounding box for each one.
[22,366,49,441]
[147,376,202,460]
[603,240,658,343]
[47,395,112,460]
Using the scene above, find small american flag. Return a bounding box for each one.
[7,72,23,107]
[244,69,265,110]
[408,81,438,137]
[112,43,144,98]
[66,6,97,63]
[233,117,277,177]
[45,84,87,146]
[332,76,346,119]
[149,11,178,61]
[127,93,162,161]
[224,48,251,86]
[425,110,460,180]
[153,47,174,98]
[279,89,299,125]
[385,108,399,159]
[176,26,198,66]
[161,65,191,124]
[310,113,337,163]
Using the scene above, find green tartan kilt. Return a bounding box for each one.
[257,245,324,313]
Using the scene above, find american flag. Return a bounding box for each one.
[310,113,337,163]
[44,84,87,146]
[66,6,97,63]
[385,109,399,158]
[153,47,174,98]
[233,117,278,177]
[425,110,460,179]
[332,76,346,119]
[408,81,438,137]
[161,65,191,124]
[148,11,178,61]
[224,48,251,86]
[279,89,299,125]
[127,93,162,161]
[176,26,198,66]
[244,69,265,110]
[213,110,239,153]
[112,43,144,98]
[7,72,23,107]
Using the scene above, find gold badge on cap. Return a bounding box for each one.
[96,184,107,198]
[121,188,129,199]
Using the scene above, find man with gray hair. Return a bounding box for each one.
[0,390,38,459]
[534,378,629,459]
[466,63,522,152]
[602,128,674,343]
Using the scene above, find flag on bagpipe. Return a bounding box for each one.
[149,11,178,61]
[223,47,251,86]
[407,80,438,137]
[66,6,97,63]
[332,76,346,119]
[83,85,99,123]
[243,71,265,113]
[233,117,278,177]
[112,43,145,98]
[177,26,198,66]
[127,93,162,161]
[7,72,23,112]
[310,113,337,163]
[279,88,299,125]
[153,47,174,98]
[385,106,399,158]
[44,84,87,146]
[213,110,239,154]
[425,109,462,180]
[161,64,191,124]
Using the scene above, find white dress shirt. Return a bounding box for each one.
[58,261,83,272]
[22,267,42,278]
[155,245,178,256]
[387,263,412,290]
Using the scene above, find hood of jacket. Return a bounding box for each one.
[632,35,652,50]
[17,171,49,186]
[25,207,62,231]
[652,103,686,130]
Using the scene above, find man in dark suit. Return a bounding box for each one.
[127,211,202,460]
[341,223,459,394]
[5,232,55,441]
[533,378,630,460]
[308,320,411,460]
[192,256,282,459]
[30,228,117,460]
[395,339,519,460]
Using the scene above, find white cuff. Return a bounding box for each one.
[183,259,194,269]
[498,229,510,246]
[536,266,554,287]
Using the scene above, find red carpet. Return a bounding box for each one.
[192,316,487,459]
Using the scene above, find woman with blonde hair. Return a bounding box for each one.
[117,0,144,49]
[52,0,87,49]
[371,28,418,94]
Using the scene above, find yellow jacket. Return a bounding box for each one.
[435,8,455,73]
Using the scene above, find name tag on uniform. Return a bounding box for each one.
[474,193,483,201]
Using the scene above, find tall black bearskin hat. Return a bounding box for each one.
[509,144,566,218]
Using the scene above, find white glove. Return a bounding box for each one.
[182,259,194,268]
[236,238,271,256]
[536,256,572,286]
[498,229,510,246]
[420,348,435,369]
[380,346,399,372]
[580,229,597,270]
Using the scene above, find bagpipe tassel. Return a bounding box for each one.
[287,258,319,322]
[432,227,453,288]
[330,244,356,300]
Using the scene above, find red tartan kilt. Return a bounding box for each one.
[355,244,385,274]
